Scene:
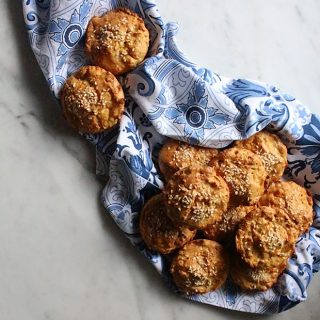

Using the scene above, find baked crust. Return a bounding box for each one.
[230,255,286,291]
[259,181,314,235]
[234,131,287,185]
[85,8,149,75]
[164,166,230,229]
[235,206,295,268]
[215,147,267,205]
[170,239,229,294]
[139,194,196,254]
[203,205,254,243]
[60,66,124,133]
[158,139,218,180]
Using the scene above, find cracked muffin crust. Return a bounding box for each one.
[158,139,219,180]
[170,239,229,294]
[85,8,149,75]
[259,181,314,236]
[230,255,286,291]
[139,194,196,254]
[234,130,287,185]
[60,66,125,133]
[235,206,295,269]
[164,165,230,229]
[215,147,267,205]
[203,205,255,243]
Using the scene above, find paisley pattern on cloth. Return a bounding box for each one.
[23,0,320,314]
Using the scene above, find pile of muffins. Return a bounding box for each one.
[60,8,150,133]
[57,6,314,296]
[139,131,314,293]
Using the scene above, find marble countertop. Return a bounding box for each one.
[1,0,320,319]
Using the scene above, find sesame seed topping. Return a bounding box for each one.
[94,21,133,56]
[249,269,264,283]
[221,161,250,197]
[260,152,280,174]
[64,85,98,115]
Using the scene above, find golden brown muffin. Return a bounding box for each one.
[139,194,196,254]
[164,166,230,229]
[203,205,254,243]
[158,139,218,180]
[259,181,313,235]
[215,147,267,205]
[85,8,149,75]
[230,255,286,291]
[234,131,287,184]
[170,239,229,294]
[235,206,295,269]
[60,66,125,133]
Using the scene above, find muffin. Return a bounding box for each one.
[158,139,218,180]
[234,131,287,184]
[259,181,314,235]
[139,194,196,254]
[215,147,267,205]
[230,255,286,291]
[85,8,149,75]
[60,66,125,133]
[170,239,230,294]
[164,165,230,229]
[235,206,295,269]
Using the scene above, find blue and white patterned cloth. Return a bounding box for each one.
[23,0,320,314]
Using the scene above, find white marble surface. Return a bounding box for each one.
[1,0,320,319]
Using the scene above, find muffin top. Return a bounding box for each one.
[85,8,149,75]
[234,131,287,184]
[235,206,295,268]
[164,165,230,229]
[170,239,230,294]
[139,194,196,254]
[158,138,218,180]
[215,147,267,205]
[60,66,124,133]
[259,181,313,235]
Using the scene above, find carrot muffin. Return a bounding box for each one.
[230,255,286,291]
[158,139,218,180]
[215,148,267,205]
[85,8,149,75]
[235,131,287,184]
[259,181,313,235]
[203,205,254,243]
[60,66,125,133]
[235,206,295,269]
[164,166,230,229]
[170,239,230,294]
[139,194,196,254]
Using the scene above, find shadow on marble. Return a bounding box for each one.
[5,3,170,302]
[6,1,96,173]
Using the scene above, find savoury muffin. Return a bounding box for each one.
[170,239,230,294]
[234,131,287,184]
[60,66,125,133]
[259,181,313,235]
[203,205,254,243]
[230,255,286,291]
[215,148,267,205]
[158,139,219,180]
[139,194,196,254]
[85,8,149,75]
[164,166,230,229]
[235,206,295,269]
